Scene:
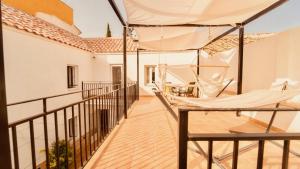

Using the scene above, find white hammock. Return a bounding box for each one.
[167,89,300,108]
[159,64,230,97]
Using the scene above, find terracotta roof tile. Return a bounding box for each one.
[1,4,137,53]
[203,34,274,55]
[1,4,91,52]
[85,38,137,53]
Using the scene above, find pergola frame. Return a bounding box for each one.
[0,1,289,168]
[108,0,287,100]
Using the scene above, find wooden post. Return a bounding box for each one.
[178,110,188,169]
[0,3,13,168]
[123,26,128,118]
[196,49,200,98]
[136,49,140,100]
[237,25,244,95]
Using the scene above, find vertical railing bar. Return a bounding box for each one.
[101,94,104,141]
[256,140,265,169]
[93,83,96,96]
[96,96,99,146]
[42,98,50,169]
[116,90,119,124]
[83,101,88,161]
[63,108,69,169]
[29,120,36,169]
[12,126,20,169]
[78,103,83,166]
[282,140,290,169]
[71,106,77,169]
[96,95,100,146]
[103,93,106,136]
[105,93,109,135]
[208,141,213,169]
[81,81,84,99]
[92,98,96,151]
[111,92,114,128]
[113,91,116,126]
[43,115,50,169]
[232,140,239,169]
[54,111,60,168]
[88,98,92,156]
[110,92,112,130]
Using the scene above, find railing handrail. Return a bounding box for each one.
[6,87,103,107]
[178,108,300,169]
[9,82,138,169]
[188,132,300,141]
[7,83,122,107]
[8,89,121,127]
[178,107,300,112]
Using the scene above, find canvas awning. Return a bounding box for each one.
[123,0,282,51]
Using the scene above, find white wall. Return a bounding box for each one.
[95,51,198,96]
[5,23,300,167]
[214,27,300,132]
[3,25,95,168]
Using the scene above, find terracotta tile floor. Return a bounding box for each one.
[91,97,300,169]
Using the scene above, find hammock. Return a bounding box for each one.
[159,64,231,97]
[167,89,300,108]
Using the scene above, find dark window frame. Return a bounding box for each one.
[67,65,78,88]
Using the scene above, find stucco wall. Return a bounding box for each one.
[95,51,198,96]
[4,22,300,167]
[216,27,300,132]
[3,25,93,168]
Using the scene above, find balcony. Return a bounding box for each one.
[1,1,300,169]
[86,96,300,169]
[8,81,300,169]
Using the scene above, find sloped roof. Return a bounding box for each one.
[85,38,137,53]
[203,33,274,55]
[1,4,137,53]
[1,4,91,51]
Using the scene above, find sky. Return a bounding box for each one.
[62,0,300,38]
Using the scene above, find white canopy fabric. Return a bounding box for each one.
[123,0,280,50]
[136,26,230,50]
[167,89,300,108]
[124,0,278,25]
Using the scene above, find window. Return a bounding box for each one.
[67,65,78,88]
[69,116,78,137]
[144,65,156,85]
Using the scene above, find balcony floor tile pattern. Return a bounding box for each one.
[91,97,300,169]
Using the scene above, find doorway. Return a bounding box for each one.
[111,65,122,89]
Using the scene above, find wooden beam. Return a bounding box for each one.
[123,26,128,118]
[129,23,232,28]
[196,49,200,98]
[237,25,244,95]
[178,110,188,169]
[202,0,287,50]
[242,0,288,25]
[0,1,13,167]
[108,0,126,26]
[204,26,239,48]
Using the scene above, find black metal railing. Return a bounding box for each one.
[127,82,137,110]
[8,82,137,169]
[178,107,300,169]
[81,81,121,99]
